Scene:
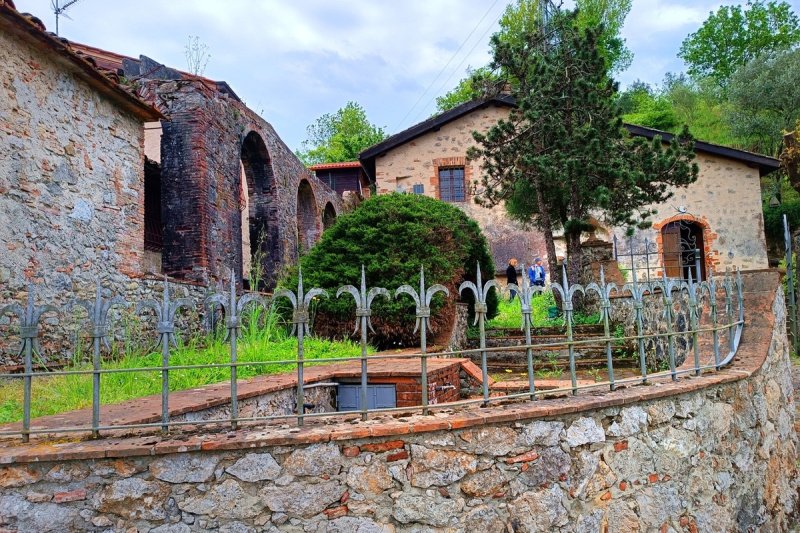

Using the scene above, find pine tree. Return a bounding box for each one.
[469,10,699,290]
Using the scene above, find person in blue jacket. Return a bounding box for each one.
[529,257,546,288]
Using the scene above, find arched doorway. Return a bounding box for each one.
[297,180,319,254]
[240,131,273,289]
[661,220,706,281]
[322,202,337,230]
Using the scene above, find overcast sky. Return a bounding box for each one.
[14,0,800,151]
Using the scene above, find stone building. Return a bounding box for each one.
[359,96,780,280]
[0,1,161,300]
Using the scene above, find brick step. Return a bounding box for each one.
[484,324,605,337]
[484,357,640,372]
[476,337,614,350]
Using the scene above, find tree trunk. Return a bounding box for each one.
[565,230,585,310]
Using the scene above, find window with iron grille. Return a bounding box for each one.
[438,167,465,202]
[412,183,425,194]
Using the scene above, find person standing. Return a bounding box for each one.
[506,258,519,301]
[529,257,546,288]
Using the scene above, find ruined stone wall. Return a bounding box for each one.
[0,275,795,531]
[0,28,146,300]
[141,80,341,288]
[373,104,548,271]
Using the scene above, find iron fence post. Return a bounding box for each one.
[139,276,193,434]
[76,282,125,439]
[458,263,497,406]
[275,267,327,427]
[587,266,617,391]
[551,262,583,395]
[337,266,389,421]
[659,273,678,381]
[1,281,62,440]
[686,272,701,374]
[644,238,651,284]
[784,215,798,354]
[399,267,448,415]
[707,275,721,372]
[624,267,648,384]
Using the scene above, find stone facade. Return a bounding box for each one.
[610,151,769,276]
[369,103,772,278]
[0,13,153,299]
[372,103,548,271]
[0,273,795,531]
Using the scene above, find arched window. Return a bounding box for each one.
[661,220,706,281]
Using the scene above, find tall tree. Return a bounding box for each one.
[679,0,800,89]
[726,48,800,156]
[436,0,633,113]
[468,9,698,288]
[297,102,386,165]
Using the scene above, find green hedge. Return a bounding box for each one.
[280,193,498,348]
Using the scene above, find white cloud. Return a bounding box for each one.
[12,0,800,147]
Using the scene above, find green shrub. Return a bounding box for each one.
[280,193,497,348]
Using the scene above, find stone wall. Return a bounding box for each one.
[0,272,795,531]
[0,25,146,304]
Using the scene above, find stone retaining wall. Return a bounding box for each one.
[0,272,796,532]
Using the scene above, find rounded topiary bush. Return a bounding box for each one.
[280,193,498,348]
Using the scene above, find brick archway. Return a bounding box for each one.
[322,202,337,230]
[297,179,319,254]
[652,214,718,278]
[240,131,275,289]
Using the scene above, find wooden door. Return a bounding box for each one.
[662,225,682,278]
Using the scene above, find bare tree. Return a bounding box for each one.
[184,35,211,76]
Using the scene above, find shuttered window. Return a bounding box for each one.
[438,167,465,202]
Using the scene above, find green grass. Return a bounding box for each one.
[485,291,600,330]
[0,306,366,424]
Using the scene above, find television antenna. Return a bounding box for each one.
[51,0,81,36]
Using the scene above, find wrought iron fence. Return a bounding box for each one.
[0,262,744,442]
[613,233,703,284]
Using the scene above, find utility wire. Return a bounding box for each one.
[393,0,502,132]
[406,3,506,127]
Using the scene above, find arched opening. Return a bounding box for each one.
[240,131,274,289]
[297,180,319,254]
[661,220,706,281]
[143,158,163,273]
[322,202,337,230]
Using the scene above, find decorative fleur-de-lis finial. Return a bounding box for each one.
[550,263,586,315]
[75,280,127,350]
[1,283,57,359]
[137,276,195,347]
[508,261,546,331]
[396,266,449,335]
[585,265,618,325]
[274,266,328,337]
[205,269,270,341]
[458,262,498,326]
[337,265,390,335]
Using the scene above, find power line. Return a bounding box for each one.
[393,0,502,132]
[407,3,506,127]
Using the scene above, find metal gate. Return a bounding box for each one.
[661,219,705,281]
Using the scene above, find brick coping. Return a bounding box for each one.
[0,271,779,464]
